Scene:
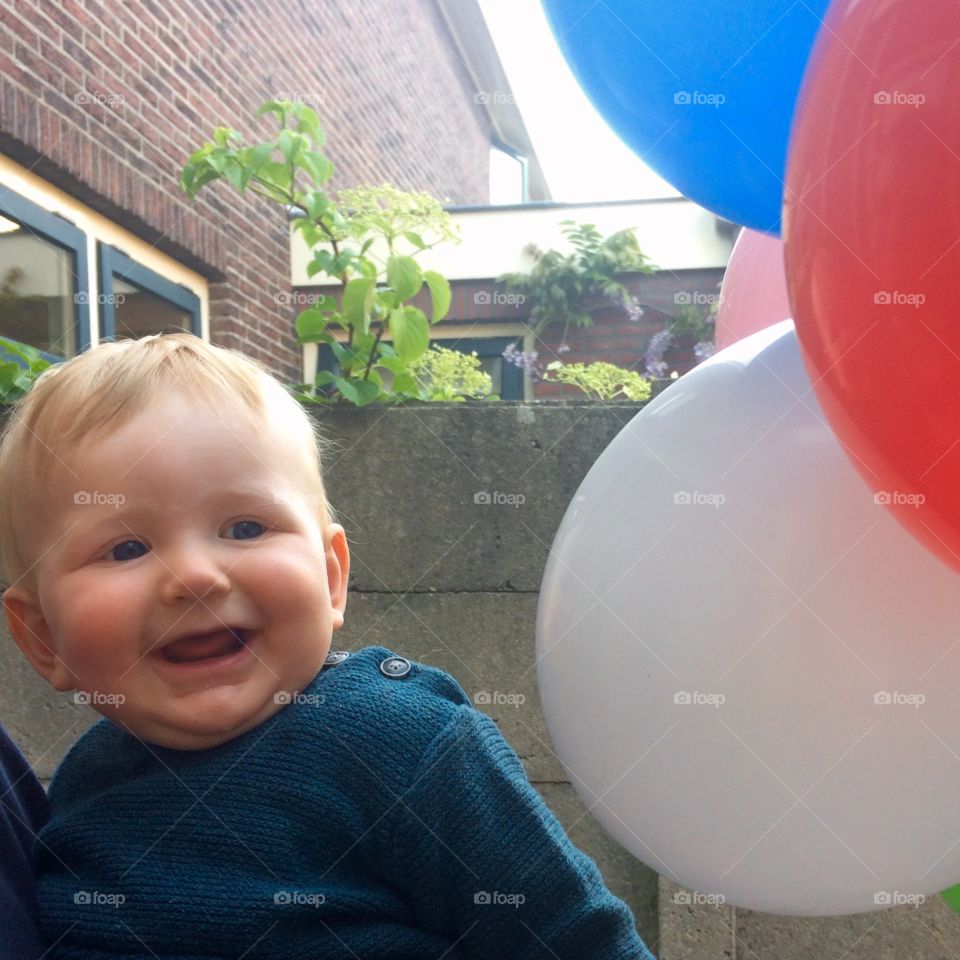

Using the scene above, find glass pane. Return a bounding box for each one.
[112,277,192,339]
[0,214,75,359]
[477,355,502,395]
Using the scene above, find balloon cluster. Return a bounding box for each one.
[538,0,960,917]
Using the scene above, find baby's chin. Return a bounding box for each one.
[104,694,291,752]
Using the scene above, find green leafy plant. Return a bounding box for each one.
[542,360,652,402]
[181,100,460,406]
[407,345,495,402]
[0,336,52,403]
[498,221,655,345]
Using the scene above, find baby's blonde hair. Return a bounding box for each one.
[0,333,336,593]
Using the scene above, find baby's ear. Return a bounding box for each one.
[3,586,74,692]
[325,524,350,632]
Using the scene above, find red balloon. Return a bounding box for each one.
[716,229,792,351]
[785,0,960,571]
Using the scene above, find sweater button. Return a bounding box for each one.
[323,651,350,669]
[379,656,412,678]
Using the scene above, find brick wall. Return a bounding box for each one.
[0,0,493,381]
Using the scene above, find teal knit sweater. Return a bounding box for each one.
[34,645,655,959]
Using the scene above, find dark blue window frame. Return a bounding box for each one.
[98,243,201,340]
[0,188,90,359]
[316,334,525,400]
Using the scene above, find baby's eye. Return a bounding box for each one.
[109,540,149,562]
[224,520,266,541]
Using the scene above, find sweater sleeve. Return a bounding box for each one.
[389,704,656,960]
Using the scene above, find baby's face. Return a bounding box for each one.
[5,392,348,750]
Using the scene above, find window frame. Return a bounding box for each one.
[97,242,202,340]
[0,187,91,357]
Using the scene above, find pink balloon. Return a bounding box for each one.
[716,229,793,351]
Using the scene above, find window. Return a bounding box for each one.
[316,334,524,400]
[98,243,201,340]
[489,143,527,205]
[0,190,90,360]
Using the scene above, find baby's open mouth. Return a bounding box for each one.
[161,628,247,664]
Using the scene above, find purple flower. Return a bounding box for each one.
[626,297,644,322]
[693,340,716,362]
[644,329,673,378]
[502,343,545,382]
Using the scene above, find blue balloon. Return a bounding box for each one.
[541,0,832,233]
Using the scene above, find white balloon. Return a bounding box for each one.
[537,320,960,915]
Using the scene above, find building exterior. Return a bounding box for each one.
[0,0,543,382]
[292,198,737,399]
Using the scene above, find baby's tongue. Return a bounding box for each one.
[164,629,238,663]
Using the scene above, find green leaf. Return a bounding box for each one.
[422,270,451,322]
[390,371,421,398]
[387,255,422,301]
[336,377,381,406]
[388,306,429,362]
[295,106,325,146]
[297,150,334,185]
[295,307,332,341]
[306,249,335,278]
[342,277,376,334]
[402,231,426,250]
[256,100,288,125]
[374,355,408,375]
